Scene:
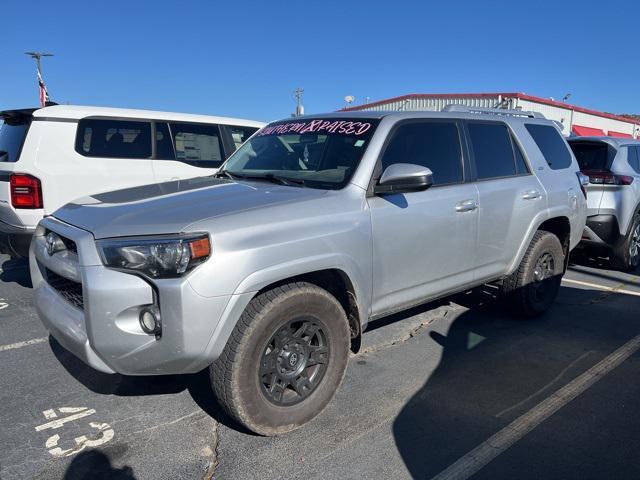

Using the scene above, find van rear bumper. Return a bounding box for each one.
[0,220,34,258]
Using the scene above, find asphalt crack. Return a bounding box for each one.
[358,305,455,355]
[203,419,220,479]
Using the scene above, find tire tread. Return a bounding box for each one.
[210,282,348,434]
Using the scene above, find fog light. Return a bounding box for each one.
[139,306,161,335]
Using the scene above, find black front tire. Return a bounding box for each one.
[610,214,640,272]
[210,282,350,436]
[502,231,565,317]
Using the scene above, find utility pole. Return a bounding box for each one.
[293,87,304,117]
[25,51,54,106]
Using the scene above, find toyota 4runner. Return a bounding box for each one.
[32,107,587,435]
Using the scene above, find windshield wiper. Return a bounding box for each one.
[214,170,239,180]
[258,173,306,187]
[215,171,305,187]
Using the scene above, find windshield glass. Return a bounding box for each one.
[0,120,30,162]
[222,117,379,189]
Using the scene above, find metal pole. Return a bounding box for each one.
[25,52,54,106]
[293,87,304,117]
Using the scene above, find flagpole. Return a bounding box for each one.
[24,51,54,106]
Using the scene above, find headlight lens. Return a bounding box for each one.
[97,234,211,278]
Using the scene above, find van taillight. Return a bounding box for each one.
[10,174,43,209]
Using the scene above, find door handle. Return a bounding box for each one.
[455,199,478,212]
[522,190,542,200]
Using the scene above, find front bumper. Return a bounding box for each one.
[31,217,244,375]
[0,220,34,258]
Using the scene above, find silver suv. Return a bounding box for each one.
[32,108,587,435]
[568,136,640,270]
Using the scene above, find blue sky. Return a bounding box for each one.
[1,0,638,122]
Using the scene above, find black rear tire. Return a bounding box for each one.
[502,231,565,318]
[210,282,350,436]
[610,214,640,272]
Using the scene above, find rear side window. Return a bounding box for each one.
[0,121,30,163]
[628,146,640,174]
[230,125,258,150]
[381,122,463,186]
[76,119,152,158]
[170,123,224,167]
[468,122,521,180]
[155,122,174,160]
[526,124,573,170]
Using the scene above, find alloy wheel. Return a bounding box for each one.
[259,319,330,406]
[629,224,640,263]
[532,251,556,302]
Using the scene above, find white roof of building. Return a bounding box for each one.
[32,104,265,127]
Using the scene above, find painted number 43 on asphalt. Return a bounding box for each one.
[34,407,114,457]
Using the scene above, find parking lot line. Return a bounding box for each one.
[430,333,640,480]
[0,337,48,352]
[562,278,640,297]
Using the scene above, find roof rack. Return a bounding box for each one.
[443,104,546,119]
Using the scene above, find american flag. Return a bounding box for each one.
[37,69,50,108]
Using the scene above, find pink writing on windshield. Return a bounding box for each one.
[257,119,372,137]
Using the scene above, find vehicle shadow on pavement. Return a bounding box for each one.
[48,337,253,435]
[392,284,640,479]
[63,450,136,480]
[568,249,614,270]
[0,258,31,288]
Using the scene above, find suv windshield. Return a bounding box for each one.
[221,118,379,189]
[0,118,30,163]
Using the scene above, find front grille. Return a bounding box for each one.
[45,268,84,310]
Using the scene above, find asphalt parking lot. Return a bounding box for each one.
[1,251,639,480]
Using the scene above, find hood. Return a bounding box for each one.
[53,176,329,239]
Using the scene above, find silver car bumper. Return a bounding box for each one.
[31,217,240,375]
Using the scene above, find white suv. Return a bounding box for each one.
[0,105,264,257]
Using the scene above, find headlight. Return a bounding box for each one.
[97,233,211,278]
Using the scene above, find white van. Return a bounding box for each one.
[0,105,264,257]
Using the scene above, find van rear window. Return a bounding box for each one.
[76,119,152,158]
[0,121,30,163]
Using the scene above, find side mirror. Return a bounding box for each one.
[374,163,434,194]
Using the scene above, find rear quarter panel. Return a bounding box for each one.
[506,121,586,274]
[609,147,640,235]
[26,120,156,216]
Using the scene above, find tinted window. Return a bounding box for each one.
[76,119,152,158]
[568,141,611,171]
[513,138,529,175]
[170,123,223,167]
[230,125,258,150]
[468,123,516,179]
[526,124,573,170]
[629,146,640,173]
[0,121,30,163]
[155,122,174,160]
[381,122,463,186]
